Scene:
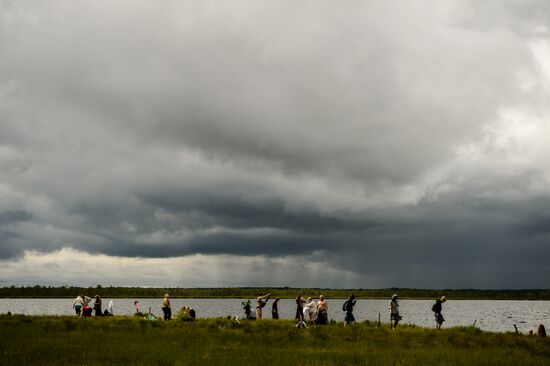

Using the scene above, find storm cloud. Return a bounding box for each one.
[1,0,550,287]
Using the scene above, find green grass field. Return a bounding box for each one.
[0,315,549,365]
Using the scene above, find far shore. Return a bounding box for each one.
[2,286,550,300]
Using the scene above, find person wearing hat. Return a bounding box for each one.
[432,295,446,330]
[388,293,401,330]
[162,293,171,320]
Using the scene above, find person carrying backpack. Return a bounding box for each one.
[343,294,356,327]
[432,296,446,330]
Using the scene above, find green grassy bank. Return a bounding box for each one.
[0,315,549,365]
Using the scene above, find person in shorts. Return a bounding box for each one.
[73,295,83,316]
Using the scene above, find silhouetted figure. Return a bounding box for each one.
[432,296,446,330]
[93,295,102,316]
[538,324,546,338]
[272,298,280,319]
[343,294,356,327]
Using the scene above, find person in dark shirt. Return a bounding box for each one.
[242,300,253,320]
[271,298,280,319]
[432,296,446,330]
[343,294,356,327]
[93,295,102,316]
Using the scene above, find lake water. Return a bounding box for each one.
[1,298,548,333]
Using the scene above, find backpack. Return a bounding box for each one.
[342,300,348,312]
[431,303,436,312]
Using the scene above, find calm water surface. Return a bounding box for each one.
[1,298,548,333]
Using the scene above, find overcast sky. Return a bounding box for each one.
[1,1,550,288]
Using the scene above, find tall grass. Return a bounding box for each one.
[0,315,549,365]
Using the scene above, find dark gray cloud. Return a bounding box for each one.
[1,1,550,287]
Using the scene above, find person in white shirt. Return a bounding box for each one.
[304,297,317,322]
[72,295,83,316]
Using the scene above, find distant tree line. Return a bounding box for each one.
[1,286,550,300]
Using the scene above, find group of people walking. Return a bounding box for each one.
[72,292,451,330]
[242,292,449,331]
[72,295,113,317]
